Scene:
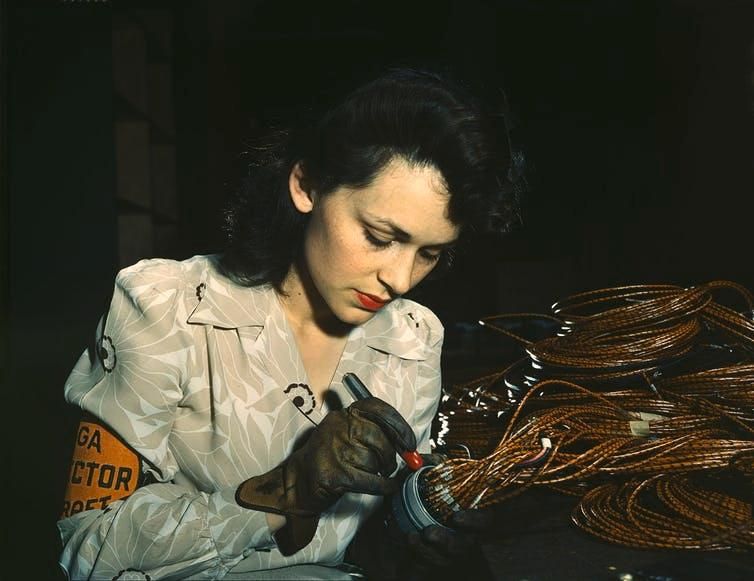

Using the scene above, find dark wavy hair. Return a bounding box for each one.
[221,68,523,289]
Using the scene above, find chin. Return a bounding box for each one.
[333,306,378,326]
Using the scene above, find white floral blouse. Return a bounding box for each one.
[57,254,444,580]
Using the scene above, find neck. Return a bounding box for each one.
[278,261,351,337]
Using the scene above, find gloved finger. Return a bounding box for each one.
[448,508,499,532]
[342,438,398,477]
[420,524,476,556]
[406,530,454,568]
[338,467,401,496]
[318,410,396,474]
[346,413,401,472]
[349,397,417,454]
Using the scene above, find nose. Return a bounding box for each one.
[378,250,415,297]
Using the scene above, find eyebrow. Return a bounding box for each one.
[367,216,457,249]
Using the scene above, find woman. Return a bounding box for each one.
[57,69,519,580]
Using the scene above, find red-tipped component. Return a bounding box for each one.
[402,450,424,471]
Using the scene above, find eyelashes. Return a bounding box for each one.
[362,228,442,264]
[363,229,391,248]
[419,250,442,264]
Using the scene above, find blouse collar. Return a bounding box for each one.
[186,257,430,361]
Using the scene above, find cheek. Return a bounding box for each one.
[306,216,368,278]
[410,263,435,288]
[331,230,370,274]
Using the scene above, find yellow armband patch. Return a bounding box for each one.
[60,417,144,519]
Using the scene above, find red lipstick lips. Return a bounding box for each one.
[356,291,388,311]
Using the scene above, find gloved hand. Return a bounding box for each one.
[405,509,497,573]
[406,452,499,570]
[345,503,498,581]
[345,449,500,581]
[236,397,417,555]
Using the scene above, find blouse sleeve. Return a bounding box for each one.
[57,260,275,580]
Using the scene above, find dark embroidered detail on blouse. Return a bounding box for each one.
[284,383,316,415]
[407,312,420,328]
[112,568,151,581]
[98,335,117,373]
[196,282,206,301]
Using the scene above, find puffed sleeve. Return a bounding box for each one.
[410,305,444,454]
[58,260,274,580]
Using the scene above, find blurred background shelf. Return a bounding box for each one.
[112,5,177,268]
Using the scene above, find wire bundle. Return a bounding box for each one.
[425,379,754,514]
[656,364,754,428]
[428,281,754,551]
[478,281,754,385]
[573,472,754,550]
[432,368,519,457]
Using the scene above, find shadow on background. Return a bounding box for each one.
[2,0,753,578]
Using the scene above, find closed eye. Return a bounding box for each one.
[363,228,393,249]
[418,249,442,264]
[365,228,446,264]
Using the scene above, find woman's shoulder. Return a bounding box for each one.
[114,254,275,329]
[116,254,226,286]
[113,254,228,307]
[384,297,444,347]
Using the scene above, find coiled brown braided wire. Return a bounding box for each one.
[572,474,754,550]
[475,281,754,383]
[428,281,754,550]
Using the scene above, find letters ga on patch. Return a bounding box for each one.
[61,416,146,519]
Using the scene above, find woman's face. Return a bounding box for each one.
[291,158,459,326]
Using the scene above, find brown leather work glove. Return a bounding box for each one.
[345,454,499,580]
[346,504,498,581]
[402,510,494,577]
[235,397,417,555]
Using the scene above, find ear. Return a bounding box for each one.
[288,162,315,214]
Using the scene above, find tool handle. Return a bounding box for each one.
[343,372,372,400]
[342,372,424,471]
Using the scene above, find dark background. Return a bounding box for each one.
[2,0,753,578]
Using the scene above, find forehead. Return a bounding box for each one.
[341,159,459,244]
